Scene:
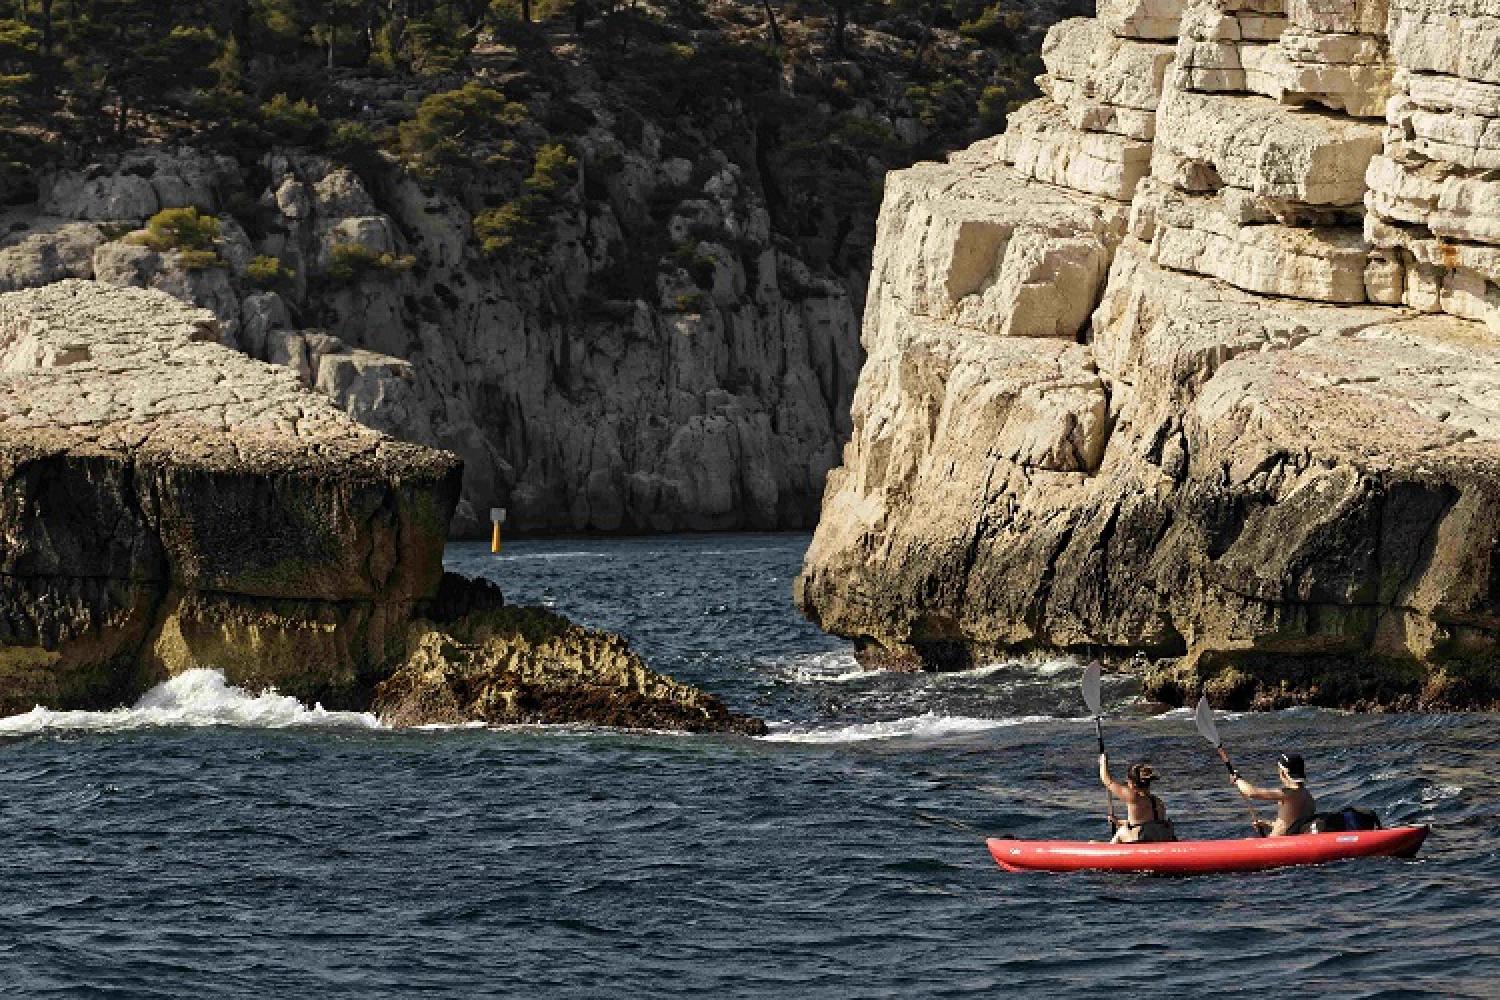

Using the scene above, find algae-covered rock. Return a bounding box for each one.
[373,604,767,735]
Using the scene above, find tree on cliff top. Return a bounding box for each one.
[60,0,219,139]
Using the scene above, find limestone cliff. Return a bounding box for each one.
[0,281,760,730]
[0,142,859,537]
[797,0,1500,708]
[0,2,1067,537]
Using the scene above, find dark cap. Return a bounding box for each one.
[1128,763,1159,787]
[1278,753,1306,781]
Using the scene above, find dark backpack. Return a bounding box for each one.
[1304,808,1382,834]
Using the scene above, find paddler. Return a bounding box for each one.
[1230,753,1316,836]
[1098,755,1177,843]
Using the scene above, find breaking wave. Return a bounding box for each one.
[760,711,1050,744]
[760,649,881,684]
[0,669,381,734]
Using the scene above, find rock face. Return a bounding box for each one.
[3,141,861,537]
[0,279,460,713]
[797,0,1500,707]
[374,605,767,734]
[0,281,762,730]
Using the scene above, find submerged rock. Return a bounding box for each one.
[374,603,767,735]
[797,1,1500,709]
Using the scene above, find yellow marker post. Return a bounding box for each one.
[490,507,507,554]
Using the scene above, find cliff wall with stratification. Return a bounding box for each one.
[797,0,1500,708]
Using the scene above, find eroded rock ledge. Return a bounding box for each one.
[797,0,1500,709]
[0,281,761,731]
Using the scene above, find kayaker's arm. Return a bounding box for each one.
[1233,777,1285,801]
[1099,754,1130,798]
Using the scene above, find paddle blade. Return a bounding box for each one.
[1081,662,1102,716]
[1193,695,1221,747]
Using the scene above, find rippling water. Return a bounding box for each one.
[2,534,1496,997]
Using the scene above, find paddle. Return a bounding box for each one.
[1082,662,1116,837]
[1193,696,1264,836]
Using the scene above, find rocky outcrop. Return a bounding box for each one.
[374,605,767,734]
[0,279,459,713]
[0,280,762,730]
[797,0,1500,707]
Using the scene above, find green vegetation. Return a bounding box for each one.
[325,242,416,284]
[247,254,296,290]
[0,0,1047,291]
[127,206,221,255]
[398,82,529,179]
[260,93,324,145]
[473,142,578,260]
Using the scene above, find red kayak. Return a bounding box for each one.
[987,826,1429,874]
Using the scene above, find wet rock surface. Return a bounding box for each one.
[797,0,1500,708]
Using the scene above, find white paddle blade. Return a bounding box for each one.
[1082,662,1102,716]
[1193,695,1221,746]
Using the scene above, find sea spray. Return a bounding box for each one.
[0,669,382,734]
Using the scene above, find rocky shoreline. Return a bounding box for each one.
[0,280,761,732]
[797,0,1500,708]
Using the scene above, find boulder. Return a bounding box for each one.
[0,223,102,292]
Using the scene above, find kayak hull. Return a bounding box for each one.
[987,826,1429,874]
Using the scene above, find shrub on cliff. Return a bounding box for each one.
[398,82,529,179]
[472,142,578,259]
[126,208,222,266]
[325,242,416,283]
[259,93,326,145]
[473,201,543,256]
[957,2,1026,47]
[247,254,296,291]
[525,142,577,196]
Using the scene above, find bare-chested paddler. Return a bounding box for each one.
[1098,755,1176,843]
[1232,753,1317,836]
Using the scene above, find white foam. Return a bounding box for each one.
[1420,783,1463,803]
[760,711,1049,744]
[944,661,1011,680]
[1030,658,1080,677]
[0,669,381,734]
[761,649,880,684]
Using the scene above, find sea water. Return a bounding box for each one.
[0,534,1495,997]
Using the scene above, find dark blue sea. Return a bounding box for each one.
[1,534,1496,997]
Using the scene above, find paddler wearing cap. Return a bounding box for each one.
[1098,755,1177,843]
[1231,753,1317,836]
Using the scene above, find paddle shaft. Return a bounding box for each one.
[1217,745,1265,835]
[1095,717,1116,835]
